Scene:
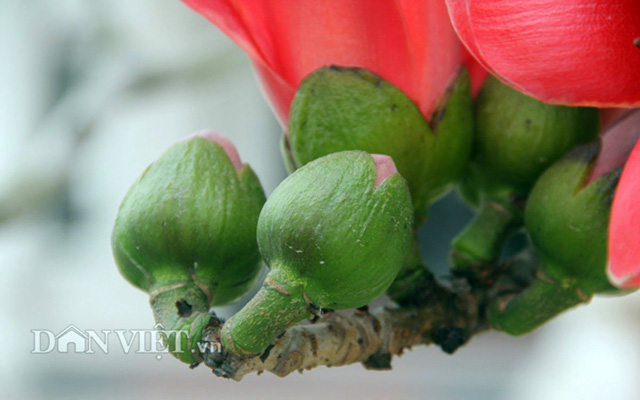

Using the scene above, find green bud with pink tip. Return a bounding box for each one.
[286,66,472,307]
[286,65,473,220]
[452,76,599,271]
[221,151,413,358]
[490,143,623,335]
[111,131,266,364]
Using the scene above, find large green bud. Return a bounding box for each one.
[452,76,599,271]
[286,65,473,219]
[112,132,266,364]
[221,151,413,358]
[490,143,623,335]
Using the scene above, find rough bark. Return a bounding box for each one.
[197,250,536,381]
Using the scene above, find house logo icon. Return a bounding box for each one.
[55,325,88,353]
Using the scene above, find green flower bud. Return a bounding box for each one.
[471,76,600,195]
[452,76,599,271]
[112,131,266,363]
[490,143,622,335]
[526,143,619,294]
[221,151,413,358]
[287,65,473,219]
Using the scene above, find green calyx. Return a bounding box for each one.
[222,151,413,358]
[491,143,623,336]
[452,77,599,271]
[112,133,266,363]
[287,65,473,219]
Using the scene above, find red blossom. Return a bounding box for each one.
[184,0,485,127]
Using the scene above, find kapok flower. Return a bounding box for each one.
[183,0,485,127]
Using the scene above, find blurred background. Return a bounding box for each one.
[1,1,639,399]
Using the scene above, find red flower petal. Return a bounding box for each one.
[609,121,640,288]
[446,0,640,107]
[183,0,483,125]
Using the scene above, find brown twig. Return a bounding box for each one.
[199,250,537,381]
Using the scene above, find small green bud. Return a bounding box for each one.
[222,151,413,357]
[112,131,266,363]
[491,143,623,335]
[525,143,619,294]
[287,66,473,218]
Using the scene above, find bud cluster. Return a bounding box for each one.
[112,66,638,367]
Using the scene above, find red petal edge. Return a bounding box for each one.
[608,119,640,288]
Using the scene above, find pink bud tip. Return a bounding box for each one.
[188,130,243,171]
[589,110,640,184]
[371,154,398,189]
